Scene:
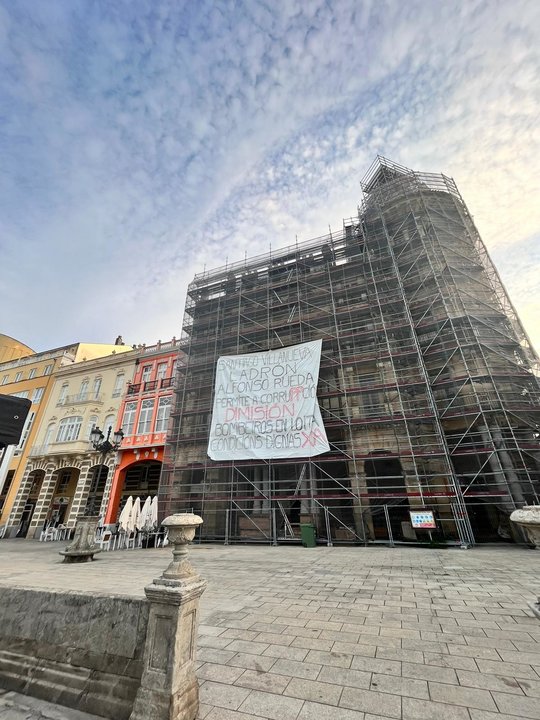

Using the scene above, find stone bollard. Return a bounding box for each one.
[129,514,206,720]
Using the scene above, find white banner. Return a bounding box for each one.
[208,339,330,460]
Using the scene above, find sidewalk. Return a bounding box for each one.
[0,541,539,719]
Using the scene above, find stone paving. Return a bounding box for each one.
[0,540,539,719]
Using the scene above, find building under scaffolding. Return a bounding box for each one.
[161,157,540,546]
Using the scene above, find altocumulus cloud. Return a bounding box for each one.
[0,0,539,352]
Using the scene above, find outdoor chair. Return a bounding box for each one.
[54,524,69,541]
[97,530,114,551]
[125,531,137,550]
[39,527,56,542]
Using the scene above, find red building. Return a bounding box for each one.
[105,340,183,524]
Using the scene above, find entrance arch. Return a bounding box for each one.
[364,452,410,542]
[106,460,162,524]
[16,470,45,537]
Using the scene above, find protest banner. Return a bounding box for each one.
[208,339,330,460]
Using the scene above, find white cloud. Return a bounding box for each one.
[0,0,538,355]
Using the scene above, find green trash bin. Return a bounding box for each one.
[300,523,316,548]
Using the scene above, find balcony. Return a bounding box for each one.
[57,392,104,406]
[160,377,174,389]
[127,383,141,395]
[27,439,93,457]
[126,379,174,395]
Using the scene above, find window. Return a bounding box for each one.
[171,360,178,377]
[86,415,98,440]
[32,387,44,404]
[113,373,124,397]
[136,399,154,435]
[11,390,29,399]
[92,377,102,398]
[15,412,35,454]
[157,363,168,380]
[1,375,8,385]
[58,471,71,493]
[141,365,152,383]
[44,423,56,448]
[56,416,83,443]
[122,402,137,435]
[59,383,68,403]
[43,364,53,376]
[28,368,36,379]
[155,396,172,432]
[14,372,22,382]
[103,414,116,434]
[79,379,89,400]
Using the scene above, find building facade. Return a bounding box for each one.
[0,342,133,537]
[105,340,182,525]
[162,157,540,546]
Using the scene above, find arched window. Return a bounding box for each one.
[92,377,102,399]
[113,373,124,397]
[56,416,83,443]
[58,383,69,404]
[86,415,98,440]
[44,423,56,448]
[79,379,89,401]
[103,414,116,434]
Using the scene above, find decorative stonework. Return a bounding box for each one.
[510,505,540,549]
[510,506,540,620]
[59,516,101,563]
[129,513,206,720]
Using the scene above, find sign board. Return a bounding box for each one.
[208,339,330,460]
[409,510,437,529]
[0,395,32,447]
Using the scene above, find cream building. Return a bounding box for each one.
[1,344,134,537]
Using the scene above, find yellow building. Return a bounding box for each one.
[16,349,137,538]
[0,342,132,537]
[0,334,34,364]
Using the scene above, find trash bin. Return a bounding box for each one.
[300,523,316,548]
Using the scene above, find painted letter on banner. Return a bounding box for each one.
[207,339,330,460]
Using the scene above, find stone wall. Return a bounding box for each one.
[0,587,149,719]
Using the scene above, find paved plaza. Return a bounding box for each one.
[0,540,539,719]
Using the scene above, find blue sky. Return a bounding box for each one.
[1,0,539,354]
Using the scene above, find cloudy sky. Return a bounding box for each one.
[1,0,539,355]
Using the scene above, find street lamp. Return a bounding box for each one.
[86,425,124,515]
[61,425,125,563]
[90,425,124,455]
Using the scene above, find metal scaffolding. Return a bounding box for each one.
[161,157,540,546]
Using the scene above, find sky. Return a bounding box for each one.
[1,0,539,356]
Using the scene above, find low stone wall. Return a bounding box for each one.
[0,587,149,719]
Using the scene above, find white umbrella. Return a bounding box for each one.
[138,496,152,531]
[130,497,141,535]
[150,495,159,531]
[118,496,133,532]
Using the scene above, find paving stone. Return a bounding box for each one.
[234,668,291,694]
[305,649,353,668]
[228,652,277,672]
[238,689,304,720]
[270,657,322,680]
[422,651,477,670]
[519,677,540,697]
[340,687,401,718]
[402,697,470,719]
[401,662,458,684]
[284,677,342,705]
[298,700,366,719]
[262,644,309,662]
[370,673,429,699]
[428,681,497,711]
[493,691,540,719]
[198,662,246,683]
[198,647,237,664]
[199,681,251,710]
[456,668,524,694]
[226,639,271,655]
[318,665,371,689]
[350,655,402,675]
[205,708,263,720]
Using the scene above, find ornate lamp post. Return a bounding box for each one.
[86,425,124,515]
[60,425,124,563]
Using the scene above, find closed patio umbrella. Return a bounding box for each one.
[138,496,152,531]
[118,496,133,533]
[129,496,141,535]
[150,495,159,530]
